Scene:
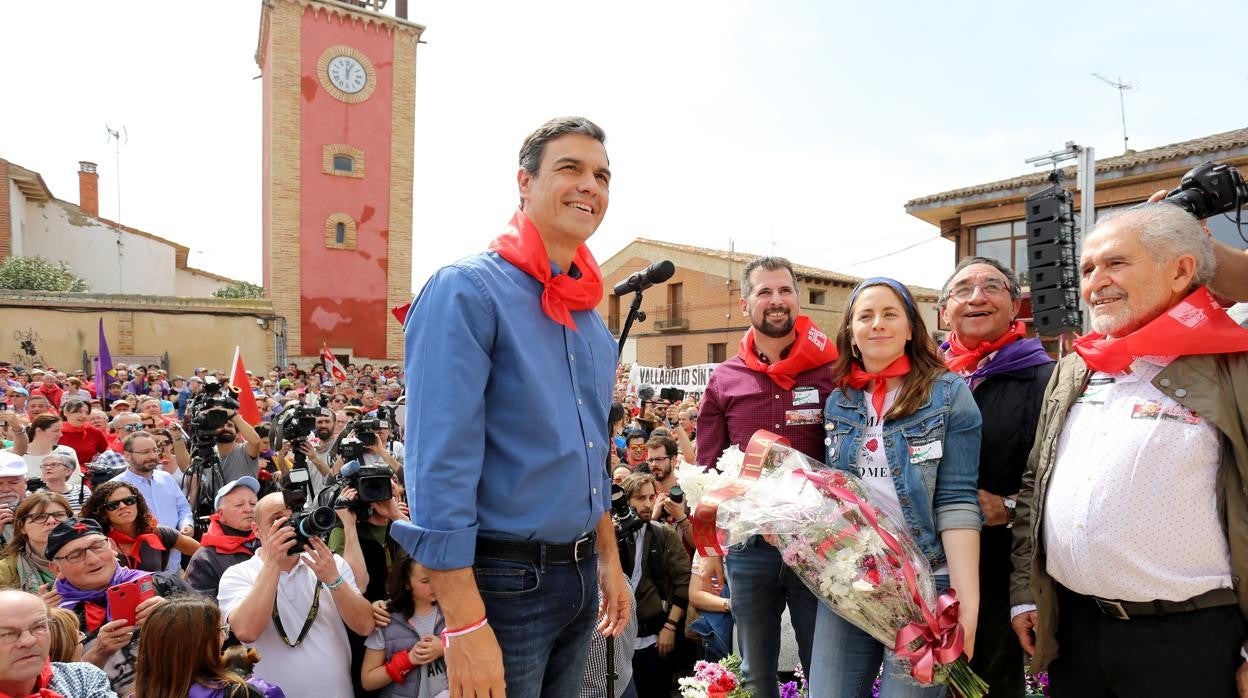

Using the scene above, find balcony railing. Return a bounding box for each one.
[653,303,689,331]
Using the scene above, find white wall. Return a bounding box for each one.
[20,200,176,294]
[174,268,231,297]
[7,181,25,257]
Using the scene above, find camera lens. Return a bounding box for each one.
[668,485,685,504]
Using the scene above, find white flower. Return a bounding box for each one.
[677,445,745,511]
[852,579,875,593]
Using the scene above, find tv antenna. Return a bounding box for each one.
[1091,74,1135,154]
[104,123,128,224]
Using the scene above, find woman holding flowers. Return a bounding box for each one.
[811,277,982,697]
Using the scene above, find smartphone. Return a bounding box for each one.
[107,577,156,625]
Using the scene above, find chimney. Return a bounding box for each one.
[78,161,99,217]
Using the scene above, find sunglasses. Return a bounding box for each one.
[122,424,143,432]
[104,496,139,512]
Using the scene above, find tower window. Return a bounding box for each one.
[325,213,357,250]
[322,144,365,178]
[335,222,346,244]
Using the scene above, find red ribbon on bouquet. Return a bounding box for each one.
[690,430,791,558]
[797,463,966,684]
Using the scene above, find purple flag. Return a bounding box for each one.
[95,318,113,397]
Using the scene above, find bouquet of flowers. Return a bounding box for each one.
[683,431,987,698]
[678,654,751,698]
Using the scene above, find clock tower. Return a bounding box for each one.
[256,0,424,364]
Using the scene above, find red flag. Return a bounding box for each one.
[321,343,349,384]
[391,302,411,325]
[230,346,262,425]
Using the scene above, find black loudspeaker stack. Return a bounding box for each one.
[1024,184,1082,335]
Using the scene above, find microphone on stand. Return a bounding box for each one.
[613,260,675,296]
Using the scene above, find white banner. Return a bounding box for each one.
[627,363,719,401]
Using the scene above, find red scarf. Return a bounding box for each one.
[489,209,603,331]
[0,662,66,698]
[737,315,839,390]
[845,356,912,417]
[943,320,1027,373]
[107,528,166,570]
[1073,286,1248,374]
[200,514,257,556]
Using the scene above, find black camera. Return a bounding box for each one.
[26,477,44,493]
[186,377,242,433]
[271,404,328,452]
[1166,161,1248,220]
[335,459,394,506]
[668,485,685,504]
[288,505,337,554]
[611,484,644,540]
[336,415,385,462]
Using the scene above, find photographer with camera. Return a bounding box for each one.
[643,435,694,552]
[218,491,375,696]
[616,472,691,698]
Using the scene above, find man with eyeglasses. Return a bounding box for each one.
[936,257,1055,697]
[46,518,185,695]
[643,435,694,552]
[111,433,194,571]
[0,452,30,547]
[0,589,115,697]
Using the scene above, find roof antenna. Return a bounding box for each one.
[104,123,128,224]
[1091,74,1135,154]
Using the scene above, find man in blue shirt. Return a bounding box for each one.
[112,431,194,570]
[392,117,630,698]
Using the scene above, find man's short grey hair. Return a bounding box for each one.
[741,256,799,298]
[43,453,74,471]
[1094,203,1216,286]
[938,256,1022,308]
[518,117,607,177]
[110,413,139,430]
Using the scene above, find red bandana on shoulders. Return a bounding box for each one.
[737,315,839,390]
[944,320,1026,373]
[1073,286,1248,374]
[200,513,257,556]
[845,355,911,417]
[107,528,166,570]
[489,209,604,331]
[0,662,66,698]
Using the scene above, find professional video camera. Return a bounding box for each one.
[288,505,337,554]
[182,376,243,536]
[1166,161,1248,221]
[610,483,644,541]
[271,402,332,512]
[320,459,394,515]
[334,406,395,462]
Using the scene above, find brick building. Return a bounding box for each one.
[597,239,939,367]
[905,127,1248,334]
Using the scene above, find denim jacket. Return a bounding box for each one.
[823,371,983,568]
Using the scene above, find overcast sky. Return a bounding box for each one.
[4,0,1247,292]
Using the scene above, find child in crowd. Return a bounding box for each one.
[361,557,449,698]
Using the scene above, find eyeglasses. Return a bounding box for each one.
[0,619,51,646]
[121,424,143,432]
[127,448,158,457]
[646,456,671,465]
[24,511,69,524]
[53,539,111,564]
[948,281,1011,302]
[104,496,139,512]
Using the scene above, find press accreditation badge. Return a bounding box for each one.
[792,386,819,406]
[1076,375,1115,405]
[785,408,822,426]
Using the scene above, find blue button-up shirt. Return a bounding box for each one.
[391,250,615,570]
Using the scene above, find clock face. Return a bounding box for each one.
[327,55,367,94]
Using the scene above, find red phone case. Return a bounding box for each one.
[107,578,155,625]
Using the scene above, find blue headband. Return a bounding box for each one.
[848,277,918,322]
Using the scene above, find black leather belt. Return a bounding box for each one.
[476,534,595,565]
[1091,587,1237,621]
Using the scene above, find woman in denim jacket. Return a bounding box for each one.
[809,278,982,697]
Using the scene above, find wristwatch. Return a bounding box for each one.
[1002,496,1017,529]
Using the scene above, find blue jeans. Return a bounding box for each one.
[809,575,950,698]
[474,552,598,698]
[724,536,817,698]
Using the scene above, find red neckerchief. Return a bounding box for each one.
[83,602,107,634]
[107,528,166,570]
[737,315,839,390]
[944,320,1026,373]
[845,356,911,417]
[1073,286,1248,374]
[488,209,603,331]
[200,513,257,556]
[0,662,66,698]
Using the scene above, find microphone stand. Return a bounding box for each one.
[617,290,646,358]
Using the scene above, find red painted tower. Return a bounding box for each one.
[257,0,423,364]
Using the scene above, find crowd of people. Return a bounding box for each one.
[2,114,1247,698]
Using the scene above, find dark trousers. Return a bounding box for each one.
[631,643,674,698]
[1049,587,1244,698]
[970,583,1024,697]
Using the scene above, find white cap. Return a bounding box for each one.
[0,451,25,478]
[214,476,260,510]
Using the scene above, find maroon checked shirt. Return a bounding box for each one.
[696,356,836,467]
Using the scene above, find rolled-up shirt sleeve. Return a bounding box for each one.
[392,265,495,570]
